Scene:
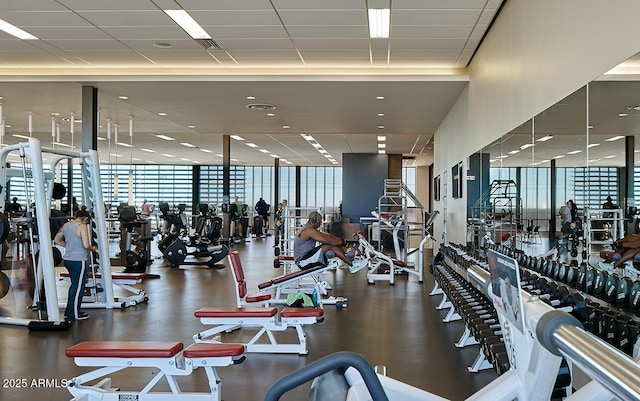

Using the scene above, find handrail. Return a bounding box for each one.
[264,351,389,401]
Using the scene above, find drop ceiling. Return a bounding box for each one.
[0,0,504,166]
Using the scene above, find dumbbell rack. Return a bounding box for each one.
[430,243,640,401]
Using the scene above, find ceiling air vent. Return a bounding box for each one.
[195,38,221,50]
[245,104,277,111]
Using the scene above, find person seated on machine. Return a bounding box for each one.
[293,211,365,272]
[604,233,640,268]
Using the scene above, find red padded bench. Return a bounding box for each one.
[65,340,245,401]
[193,304,324,355]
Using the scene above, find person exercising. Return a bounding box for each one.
[54,208,97,321]
[294,211,359,270]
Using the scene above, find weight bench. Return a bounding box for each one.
[60,271,148,307]
[193,306,324,355]
[65,340,245,401]
[229,251,346,309]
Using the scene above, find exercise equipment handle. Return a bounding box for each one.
[264,351,389,401]
[553,323,640,401]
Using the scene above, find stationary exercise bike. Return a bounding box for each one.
[159,203,229,269]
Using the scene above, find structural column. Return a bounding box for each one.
[624,136,635,215]
[222,134,231,239]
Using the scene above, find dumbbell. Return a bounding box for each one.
[592,269,609,298]
[565,265,577,286]
[617,321,640,356]
[616,276,632,310]
[604,273,620,304]
[585,267,596,295]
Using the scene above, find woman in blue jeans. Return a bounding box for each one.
[54,208,97,321]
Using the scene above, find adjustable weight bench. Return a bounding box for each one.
[227,250,345,309]
[60,271,148,307]
[193,306,324,355]
[65,340,245,401]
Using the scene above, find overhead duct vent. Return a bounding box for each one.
[245,104,277,111]
[195,38,221,50]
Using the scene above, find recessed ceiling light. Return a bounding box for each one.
[12,134,30,139]
[162,153,175,158]
[588,125,594,129]
[378,125,384,129]
[118,95,128,100]
[259,149,270,153]
[567,150,582,155]
[115,142,133,147]
[606,135,625,141]
[282,125,290,129]
[97,136,107,141]
[246,96,256,100]
[603,155,617,159]
[158,112,167,116]
[266,113,275,117]
[0,18,38,40]
[75,119,82,123]
[200,149,213,153]
[187,125,195,128]
[140,148,156,153]
[109,153,123,157]
[376,96,385,100]
[537,135,553,142]
[270,154,279,158]
[153,42,172,49]
[377,135,386,141]
[180,142,196,148]
[553,155,565,159]
[377,113,384,117]
[587,143,600,148]
[378,143,386,148]
[368,9,390,39]
[520,143,535,150]
[216,154,223,157]
[163,9,211,40]
[378,150,385,154]
[180,157,190,161]
[246,143,259,148]
[230,135,244,141]
[154,134,175,141]
[51,112,60,116]
[619,113,628,117]
[508,150,520,154]
[231,158,239,162]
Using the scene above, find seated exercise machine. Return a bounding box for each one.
[365,210,438,285]
[192,251,325,355]
[265,252,640,401]
[65,340,245,401]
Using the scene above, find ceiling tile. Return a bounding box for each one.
[0,0,68,11]
[225,50,303,61]
[189,10,282,26]
[392,25,473,39]
[1,11,93,27]
[28,26,114,40]
[272,0,363,10]
[216,38,295,51]
[100,26,187,40]
[204,26,290,39]
[391,38,467,50]
[293,39,370,50]
[57,0,159,11]
[44,39,132,51]
[74,10,172,27]
[394,0,489,9]
[286,25,367,39]
[121,39,204,51]
[179,0,274,10]
[278,10,367,26]
[299,49,370,60]
[392,9,483,25]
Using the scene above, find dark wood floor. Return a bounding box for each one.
[0,238,497,401]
